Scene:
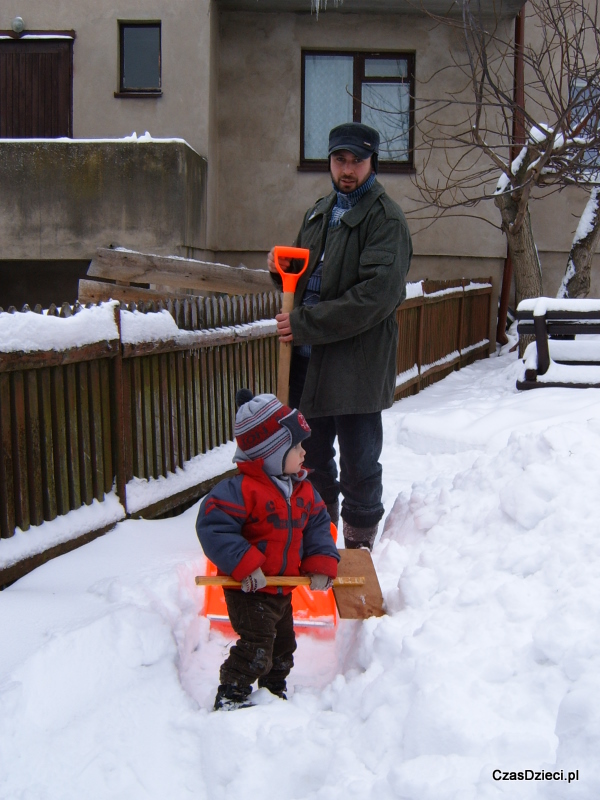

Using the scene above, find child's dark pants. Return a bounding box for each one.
[220,589,297,697]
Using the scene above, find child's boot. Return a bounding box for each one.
[258,677,287,700]
[213,683,253,711]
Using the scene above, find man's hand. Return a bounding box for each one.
[267,247,291,275]
[276,312,294,342]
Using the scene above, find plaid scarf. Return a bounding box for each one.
[329,172,376,228]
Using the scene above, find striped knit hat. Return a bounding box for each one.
[234,390,311,476]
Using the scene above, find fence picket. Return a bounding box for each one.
[25,370,44,526]
[0,373,16,537]
[64,364,82,510]
[38,368,58,521]
[99,359,113,496]
[88,359,105,502]
[51,367,70,515]
[77,362,94,506]
[141,358,154,479]
[11,371,30,531]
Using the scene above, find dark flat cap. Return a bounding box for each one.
[328,122,380,159]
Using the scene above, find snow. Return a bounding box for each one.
[0,493,125,571]
[0,132,200,155]
[0,301,119,353]
[2,282,492,355]
[125,442,237,514]
[2,347,598,798]
[518,296,600,314]
[572,186,600,245]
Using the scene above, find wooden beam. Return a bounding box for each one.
[86,248,274,296]
[78,279,192,305]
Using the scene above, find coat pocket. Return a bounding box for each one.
[359,248,395,266]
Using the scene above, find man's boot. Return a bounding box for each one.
[343,521,378,551]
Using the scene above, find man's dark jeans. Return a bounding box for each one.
[289,352,384,529]
[220,589,296,696]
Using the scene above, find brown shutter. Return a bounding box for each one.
[0,37,73,138]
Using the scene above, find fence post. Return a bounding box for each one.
[417,295,425,392]
[112,304,128,513]
[458,280,466,361]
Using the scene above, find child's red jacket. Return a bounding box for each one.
[196,460,339,594]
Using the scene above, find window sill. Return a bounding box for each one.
[114,91,162,98]
[298,161,415,175]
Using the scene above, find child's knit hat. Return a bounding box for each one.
[234,389,311,476]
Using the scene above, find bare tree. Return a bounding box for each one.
[411,0,600,305]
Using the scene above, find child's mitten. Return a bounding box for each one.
[241,567,267,593]
[309,574,333,591]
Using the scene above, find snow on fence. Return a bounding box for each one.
[0,279,491,585]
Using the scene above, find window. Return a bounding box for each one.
[116,22,161,97]
[301,50,415,171]
[570,77,600,169]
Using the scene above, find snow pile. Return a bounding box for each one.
[0,493,125,570]
[1,353,599,798]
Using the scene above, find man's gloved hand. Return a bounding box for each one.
[309,574,333,591]
[241,568,267,593]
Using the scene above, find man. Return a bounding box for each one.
[267,122,412,551]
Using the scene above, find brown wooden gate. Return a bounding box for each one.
[0,33,74,138]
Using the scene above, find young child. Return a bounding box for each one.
[196,389,340,711]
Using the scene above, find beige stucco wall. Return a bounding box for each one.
[1,0,213,157]
[214,10,508,260]
[213,5,600,310]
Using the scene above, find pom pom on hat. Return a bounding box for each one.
[236,388,254,409]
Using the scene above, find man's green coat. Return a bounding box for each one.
[281,179,412,418]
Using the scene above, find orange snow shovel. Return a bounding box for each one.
[272,245,310,405]
[195,562,383,620]
[196,525,385,620]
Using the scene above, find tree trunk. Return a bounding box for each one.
[495,191,543,305]
[557,187,600,299]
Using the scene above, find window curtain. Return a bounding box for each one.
[304,55,353,159]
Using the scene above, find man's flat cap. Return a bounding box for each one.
[328,122,380,159]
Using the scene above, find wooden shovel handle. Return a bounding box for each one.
[276,291,295,404]
[195,575,365,587]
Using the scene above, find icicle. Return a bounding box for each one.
[310,0,343,18]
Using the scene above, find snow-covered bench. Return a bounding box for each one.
[517,298,600,389]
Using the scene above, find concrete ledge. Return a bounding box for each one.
[0,139,207,261]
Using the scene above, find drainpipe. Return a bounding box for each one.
[496,3,526,344]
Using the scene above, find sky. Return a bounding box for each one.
[1,339,599,800]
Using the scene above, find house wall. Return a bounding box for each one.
[212,9,508,343]
[212,5,600,317]
[2,0,213,157]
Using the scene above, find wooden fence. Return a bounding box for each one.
[0,278,491,585]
